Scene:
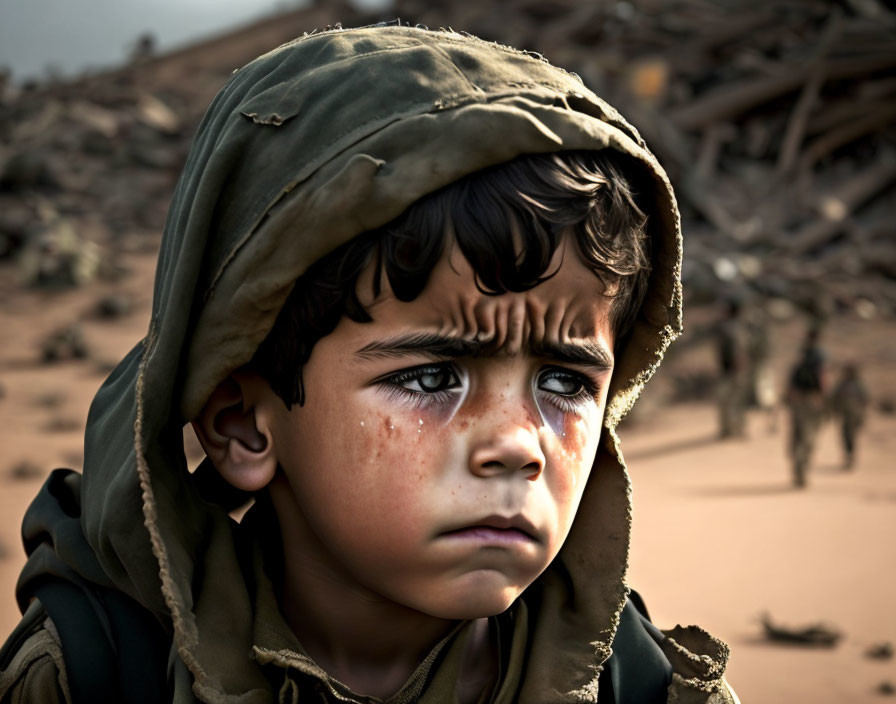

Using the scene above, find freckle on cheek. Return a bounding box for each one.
[526,408,540,429]
[461,390,486,419]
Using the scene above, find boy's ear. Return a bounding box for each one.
[191,371,277,492]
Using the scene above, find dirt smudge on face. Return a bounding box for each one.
[559,413,589,466]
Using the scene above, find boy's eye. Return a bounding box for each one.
[387,365,461,394]
[537,368,590,397]
[536,367,602,417]
[411,368,458,393]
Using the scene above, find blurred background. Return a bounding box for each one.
[0,1,894,701]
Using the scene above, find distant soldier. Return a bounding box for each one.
[744,304,778,429]
[829,363,869,470]
[786,327,827,487]
[715,297,749,438]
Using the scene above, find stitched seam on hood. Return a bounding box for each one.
[135,318,214,696]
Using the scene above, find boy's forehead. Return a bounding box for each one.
[356,240,614,358]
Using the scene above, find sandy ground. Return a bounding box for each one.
[625,404,896,702]
[1,248,894,702]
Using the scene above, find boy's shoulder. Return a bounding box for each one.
[602,593,738,704]
[1,469,171,704]
[0,600,69,704]
[1,564,171,704]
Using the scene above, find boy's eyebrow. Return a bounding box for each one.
[354,333,613,370]
[529,338,614,370]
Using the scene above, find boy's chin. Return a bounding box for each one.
[419,584,525,621]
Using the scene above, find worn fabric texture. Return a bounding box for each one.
[1,25,736,703]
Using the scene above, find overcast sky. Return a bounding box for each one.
[0,0,390,83]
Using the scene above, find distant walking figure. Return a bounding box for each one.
[744,304,778,431]
[786,327,827,488]
[830,363,869,470]
[715,298,748,439]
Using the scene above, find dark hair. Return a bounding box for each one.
[250,149,651,408]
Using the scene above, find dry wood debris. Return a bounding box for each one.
[760,612,843,647]
[394,0,896,317]
[1,0,894,319]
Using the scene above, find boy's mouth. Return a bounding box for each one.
[439,514,539,543]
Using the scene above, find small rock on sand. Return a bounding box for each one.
[8,460,43,481]
[40,324,88,363]
[866,642,894,661]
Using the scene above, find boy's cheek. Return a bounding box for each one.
[560,413,598,466]
[538,411,599,469]
[349,403,596,472]
[351,410,455,480]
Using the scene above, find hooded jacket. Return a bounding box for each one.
[0,24,736,704]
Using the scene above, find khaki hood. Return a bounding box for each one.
[76,24,725,703]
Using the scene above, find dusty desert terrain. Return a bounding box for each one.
[0,245,894,702]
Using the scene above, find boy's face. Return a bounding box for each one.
[261,238,615,619]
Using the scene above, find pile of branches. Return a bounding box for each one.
[2,0,894,316]
[395,0,896,315]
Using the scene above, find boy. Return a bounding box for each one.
[0,24,737,703]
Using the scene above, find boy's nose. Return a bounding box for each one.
[468,425,545,480]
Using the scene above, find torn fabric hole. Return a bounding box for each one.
[241,111,293,126]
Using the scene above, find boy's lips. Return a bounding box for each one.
[438,514,540,543]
